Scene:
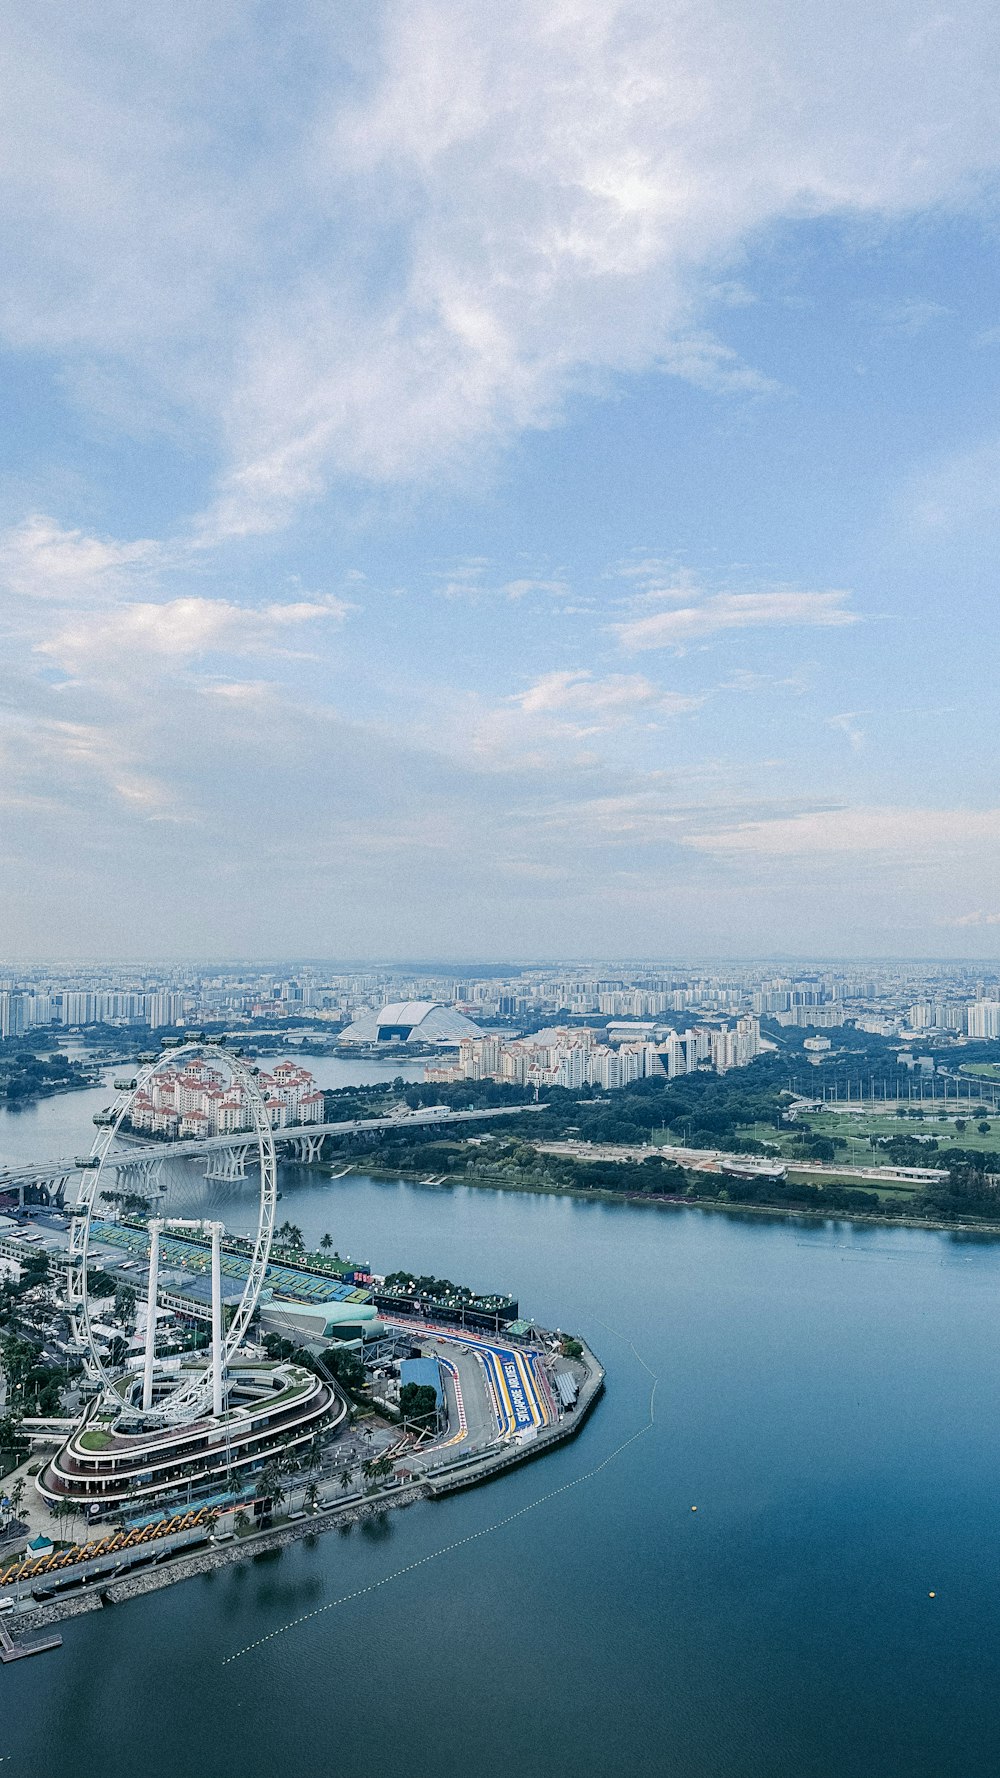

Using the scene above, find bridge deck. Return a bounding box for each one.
[0,1104,540,1191]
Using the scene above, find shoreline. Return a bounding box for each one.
[12,1490,425,1636]
[7,1339,605,1639]
[0,1074,95,1116]
[337,1160,1000,1240]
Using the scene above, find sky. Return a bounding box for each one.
[2,1,1000,963]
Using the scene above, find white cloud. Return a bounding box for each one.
[36,593,353,675]
[655,331,780,394]
[0,515,161,601]
[456,668,705,761]
[905,437,1000,531]
[827,710,868,751]
[616,588,859,652]
[858,297,950,336]
[435,565,570,604]
[945,910,1000,927]
[512,669,699,720]
[685,806,1000,855]
[1,4,999,532]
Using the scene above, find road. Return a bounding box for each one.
[535,1138,945,1187]
[0,1102,544,1194]
[382,1315,553,1453]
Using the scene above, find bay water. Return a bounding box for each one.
[3,1064,1000,1775]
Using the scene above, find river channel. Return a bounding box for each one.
[4,1062,1000,1775]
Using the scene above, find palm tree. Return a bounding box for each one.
[303,1481,319,1514]
[320,1233,333,1252]
[234,1509,251,1536]
[339,1463,353,1492]
[278,1449,300,1483]
[7,1477,26,1523]
[258,1462,286,1514]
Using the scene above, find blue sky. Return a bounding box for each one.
[2,1,1000,961]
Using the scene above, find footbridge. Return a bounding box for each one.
[0,1103,540,1203]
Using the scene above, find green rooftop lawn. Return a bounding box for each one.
[78,1429,113,1451]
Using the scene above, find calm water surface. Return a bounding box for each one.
[4,1075,1000,1776]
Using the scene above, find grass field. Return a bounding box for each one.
[732,1109,1000,1170]
[782,1169,922,1201]
[797,1109,999,1153]
[960,1063,1000,1080]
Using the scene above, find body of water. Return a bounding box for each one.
[4,1072,1000,1774]
[0,1051,424,1170]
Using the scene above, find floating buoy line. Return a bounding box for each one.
[223,1332,658,1666]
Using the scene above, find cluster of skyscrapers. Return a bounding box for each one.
[426,1016,763,1088]
[0,987,184,1037]
[2,962,1000,1050]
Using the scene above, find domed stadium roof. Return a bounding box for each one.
[339,1000,484,1046]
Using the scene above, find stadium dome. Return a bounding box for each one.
[339,1000,484,1046]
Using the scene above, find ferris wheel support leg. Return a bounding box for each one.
[211,1222,224,1418]
[142,1220,162,1412]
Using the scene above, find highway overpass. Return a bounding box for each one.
[0,1103,541,1203]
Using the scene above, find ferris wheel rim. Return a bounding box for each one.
[71,1039,277,1426]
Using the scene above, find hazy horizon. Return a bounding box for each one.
[4,952,1000,973]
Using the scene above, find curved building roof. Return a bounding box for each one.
[339,1000,484,1046]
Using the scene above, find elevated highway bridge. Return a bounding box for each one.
[0,1103,540,1206]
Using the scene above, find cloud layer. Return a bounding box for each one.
[2,5,1000,956]
[616,589,859,652]
[3,2,1000,533]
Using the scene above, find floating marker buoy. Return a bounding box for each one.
[928,1592,936,1598]
[691,1506,697,1512]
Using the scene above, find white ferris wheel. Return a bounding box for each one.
[67,1040,277,1427]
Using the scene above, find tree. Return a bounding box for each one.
[114,1282,137,1327]
[234,1509,251,1536]
[339,1463,353,1491]
[303,1481,320,1513]
[978,1121,991,1135]
[362,1453,393,1489]
[321,1346,365,1393]
[0,1411,28,1460]
[50,1498,73,1539]
[399,1382,438,1428]
[320,1233,333,1252]
[258,1462,286,1513]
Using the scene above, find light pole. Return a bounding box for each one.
[211,1221,224,1418]
[142,1219,161,1411]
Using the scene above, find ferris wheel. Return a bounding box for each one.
[67,1039,277,1427]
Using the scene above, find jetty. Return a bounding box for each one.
[0,1615,62,1662]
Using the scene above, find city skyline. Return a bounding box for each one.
[3,6,1000,959]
